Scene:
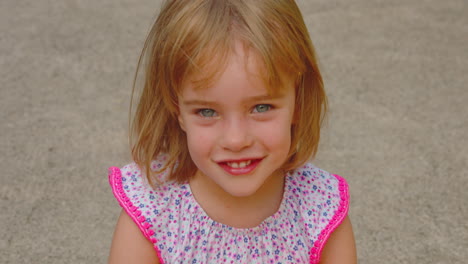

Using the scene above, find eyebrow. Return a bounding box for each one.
[182,94,284,106]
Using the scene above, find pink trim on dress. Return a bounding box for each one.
[308,174,349,264]
[108,167,165,264]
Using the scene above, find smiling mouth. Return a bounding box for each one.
[218,158,263,175]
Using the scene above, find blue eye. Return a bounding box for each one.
[198,109,217,117]
[253,104,271,113]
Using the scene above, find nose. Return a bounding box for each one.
[220,115,253,152]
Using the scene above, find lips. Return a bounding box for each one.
[217,158,262,175]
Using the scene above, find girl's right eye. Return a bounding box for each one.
[197,109,217,117]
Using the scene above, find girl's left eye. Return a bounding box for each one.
[253,104,272,113]
[197,108,217,117]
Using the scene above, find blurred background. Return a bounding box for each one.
[1,0,467,263]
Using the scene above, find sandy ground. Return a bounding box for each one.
[1,0,467,263]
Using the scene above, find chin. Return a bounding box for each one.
[220,181,264,198]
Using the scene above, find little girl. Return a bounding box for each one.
[108,0,356,263]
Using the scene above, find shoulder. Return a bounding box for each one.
[108,162,151,210]
[108,162,157,242]
[108,158,181,263]
[288,163,349,221]
[107,157,179,241]
[288,163,352,263]
[287,163,349,229]
[109,155,171,187]
[108,155,173,196]
[289,162,349,202]
[108,158,200,263]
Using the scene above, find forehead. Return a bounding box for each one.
[181,41,294,98]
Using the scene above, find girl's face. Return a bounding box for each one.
[178,42,295,198]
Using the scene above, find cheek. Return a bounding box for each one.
[184,126,215,155]
[186,125,213,141]
[255,120,292,150]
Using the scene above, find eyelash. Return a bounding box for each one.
[195,104,273,118]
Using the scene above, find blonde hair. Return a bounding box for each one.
[131,0,327,185]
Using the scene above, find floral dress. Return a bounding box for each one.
[108,155,349,264]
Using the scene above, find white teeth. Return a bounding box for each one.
[227,160,252,168]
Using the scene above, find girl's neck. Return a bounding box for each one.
[189,170,286,229]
